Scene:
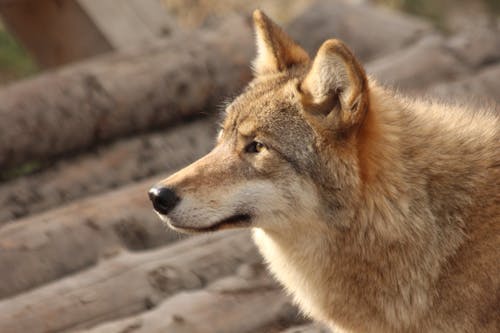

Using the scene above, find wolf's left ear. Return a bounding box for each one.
[300,39,369,133]
[252,9,309,75]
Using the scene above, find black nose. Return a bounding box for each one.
[148,186,180,215]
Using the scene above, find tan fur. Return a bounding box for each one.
[150,10,499,333]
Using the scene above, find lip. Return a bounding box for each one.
[168,213,252,233]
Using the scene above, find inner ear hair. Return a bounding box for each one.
[300,85,342,116]
[300,39,369,132]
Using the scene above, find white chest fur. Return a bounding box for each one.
[252,228,335,323]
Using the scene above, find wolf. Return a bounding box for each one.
[149,10,499,333]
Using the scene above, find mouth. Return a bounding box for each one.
[167,213,252,234]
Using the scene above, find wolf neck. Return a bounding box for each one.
[355,82,419,240]
[253,82,490,332]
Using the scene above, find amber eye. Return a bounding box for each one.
[245,141,265,153]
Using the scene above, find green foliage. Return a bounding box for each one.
[0,25,37,83]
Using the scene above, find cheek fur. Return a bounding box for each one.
[238,178,320,228]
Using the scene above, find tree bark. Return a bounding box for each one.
[0,16,253,170]
[0,230,258,333]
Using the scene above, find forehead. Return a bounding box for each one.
[221,72,318,174]
[223,74,309,139]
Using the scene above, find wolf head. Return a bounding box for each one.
[149,10,370,234]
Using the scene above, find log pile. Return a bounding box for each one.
[0,231,259,332]
[0,16,253,170]
[0,1,498,332]
[0,119,216,224]
[77,264,304,333]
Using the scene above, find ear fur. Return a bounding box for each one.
[252,9,309,75]
[300,39,369,133]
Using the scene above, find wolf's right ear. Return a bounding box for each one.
[252,9,309,76]
[299,39,369,134]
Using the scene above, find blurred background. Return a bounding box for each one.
[0,1,498,332]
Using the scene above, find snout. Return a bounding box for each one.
[146,148,262,233]
[148,186,180,215]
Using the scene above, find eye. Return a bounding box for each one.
[245,141,265,153]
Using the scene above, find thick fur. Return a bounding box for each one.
[151,10,499,333]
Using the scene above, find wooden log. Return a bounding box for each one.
[0,0,112,68]
[445,23,500,68]
[78,0,176,50]
[0,0,176,67]
[366,35,469,92]
[427,63,500,103]
[286,0,432,61]
[0,174,181,299]
[0,230,258,333]
[76,265,302,333]
[0,16,253,170]
[0,118,215,224]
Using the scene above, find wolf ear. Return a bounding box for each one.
[252,9,309,75]
[300,39,369,133]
